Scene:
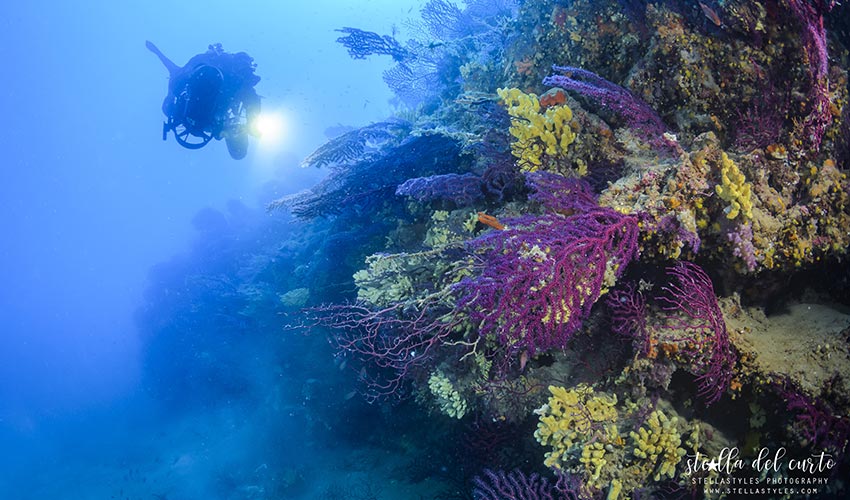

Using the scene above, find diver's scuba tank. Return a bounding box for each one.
[181,65,225,136]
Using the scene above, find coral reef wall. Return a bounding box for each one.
[276,0,850,497]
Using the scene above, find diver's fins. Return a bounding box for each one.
[145,40,179,76]
[225,132,249,160]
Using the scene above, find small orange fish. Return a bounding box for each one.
[477,212,505,231]
[699,1,722,27]
[519,351,529,371]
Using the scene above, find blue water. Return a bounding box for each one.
[0,1,427,498]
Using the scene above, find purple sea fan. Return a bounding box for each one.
[733,80,788,152]
[336,27,412,62]
[473,469,573,500]
[305,299,463,402]
[656,261,737,405]
[786,0,834,150]
[542,65,669,142]
[458,177,639,356]
[396,172,485,206]
[782,384,850,456]
[608,282,651,356]
[524,171,598,214]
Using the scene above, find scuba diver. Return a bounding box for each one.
[146,41,261,160]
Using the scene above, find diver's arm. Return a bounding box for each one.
[145,40,179,76]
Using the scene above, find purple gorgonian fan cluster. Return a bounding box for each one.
[656,261,737,405]
[543,65,669,141]
[457,173,640,356]
[335,27,413,62]
[609,262,738,406]
[786,0,835,151]
[780,379,850,457]
[472,469,581,500]
[396,172,487,206]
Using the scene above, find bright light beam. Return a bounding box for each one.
[253,111,288,149]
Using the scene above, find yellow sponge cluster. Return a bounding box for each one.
[580,441,608,484]
[629,409,686,481]
[534,384,618,469]
[497,87,576,172]
[715,152,753,220]
[353,253,417,306]
[428,370,468,419]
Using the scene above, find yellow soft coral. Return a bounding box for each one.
[580,441,608,484]
[630,409,686,481]
[353,254,415,306]
[607,479,623,500]
[497,87,576,172]
[534,384,618,469]
[428,370,468,419]
[715,152,753,220]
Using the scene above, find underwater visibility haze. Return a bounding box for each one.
[2,0,850,499]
